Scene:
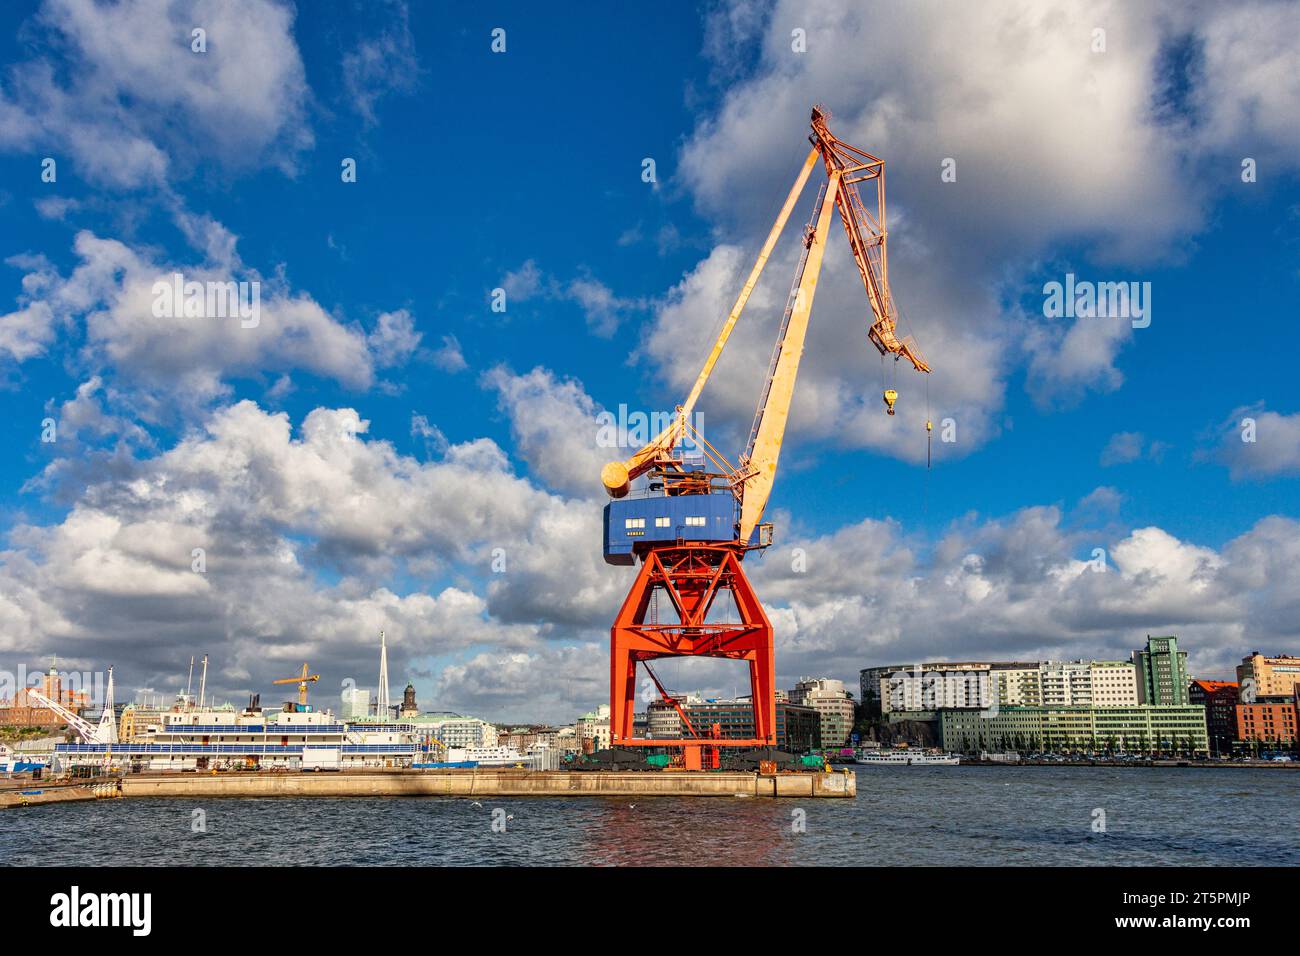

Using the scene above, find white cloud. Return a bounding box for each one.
[481,365,610,498]
[752,508,1293,686]
[367,309,422,368]
[1,231,417,415]
[430,644,605,724]
[0,398,605,705]
[1214,406,1300,480]
[429,334,468,373]
[1099,431,1168,467]
[3,369,1296,718]
[497,260,648,338]
[340,0,420,126]
[0,0,313,187]
[651,0,1300,453]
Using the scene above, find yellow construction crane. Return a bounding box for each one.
[272,663,320,708]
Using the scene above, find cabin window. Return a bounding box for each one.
[685,516,706,527]
[655,517,670,528]
[623,517,645,529]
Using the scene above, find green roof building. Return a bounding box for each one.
[1132,634,1189,706]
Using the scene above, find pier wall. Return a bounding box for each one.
[119,768,856,799]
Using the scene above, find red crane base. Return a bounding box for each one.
[610,544,775,766]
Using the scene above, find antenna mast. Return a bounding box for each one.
[377,630,391,719]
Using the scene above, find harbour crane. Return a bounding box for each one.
[26,665,118,745]
[600,107,931,767]
[273,663,320,708]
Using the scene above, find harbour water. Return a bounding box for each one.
[3,766,1296,866]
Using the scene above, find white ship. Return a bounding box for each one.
[856,749,960,766]
[56,706,419,772]
[0,743,50,775]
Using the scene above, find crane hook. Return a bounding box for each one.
[883,388,898,416]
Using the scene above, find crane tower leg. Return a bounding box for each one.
[610,545,775,758]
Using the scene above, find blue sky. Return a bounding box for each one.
[1,0,1298,722]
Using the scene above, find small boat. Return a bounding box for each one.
[855,749,960,766]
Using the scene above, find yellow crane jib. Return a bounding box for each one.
[599,105,932,557]
[272,663,321,708]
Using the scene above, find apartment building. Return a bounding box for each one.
[1236,653,1300,699]
[940,705,1209,755]
[789,678,856,748]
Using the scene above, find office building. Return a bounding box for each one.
[1133,635,1190,705]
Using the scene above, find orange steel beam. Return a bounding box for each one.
[610,544,775,750]
[810,105,928,373]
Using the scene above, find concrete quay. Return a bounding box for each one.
[0,781,114,809]
[118,768,856,799]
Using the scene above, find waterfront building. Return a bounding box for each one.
[0,661,93,730]
[939,705,1209,755]
[865,659,1136,715]
[118,700,168,742]
[405,712,498,748]
[576,704,611,752]
[788,678,855,748]
[1235,695,1298,747]
[340,686,371,720]
[883,664,993,713]
[554,725,579,753]
[1133,635,1190,705]
[641,697,820,753]
[992,664,1042,706]
[1236,653,1300,699]
[645,696,693,738]
[1086,661,1141,706]
[497,724,574,755]
[1039,661,1091,705]
[1188,680,1239,755]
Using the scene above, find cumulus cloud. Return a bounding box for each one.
[1213,406,1300,480]
[431,644,606,724]
[649,0,1300,455]
[429,334,468,373]
[481,365,612,498]
[0,230,417,415]
[3,368,1295,719]
[367,309,422,368]
[0,0,313,187]
[752,509,1295,687]
[0,398,607,707]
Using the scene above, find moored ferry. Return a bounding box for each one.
[856,749,961,766]
[55,705,419,773]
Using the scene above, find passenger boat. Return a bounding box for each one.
[855,749,960,766]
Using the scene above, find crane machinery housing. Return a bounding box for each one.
[600,106,930,768]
